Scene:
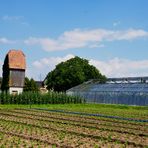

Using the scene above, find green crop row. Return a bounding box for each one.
[0,91,85,104]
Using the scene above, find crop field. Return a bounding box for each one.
[0,104,148,147]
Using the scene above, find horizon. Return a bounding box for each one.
[1,0,148,80]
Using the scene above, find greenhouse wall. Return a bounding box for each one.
[67,78,148,106]
[72,91,148,106]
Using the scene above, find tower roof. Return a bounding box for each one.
[7,50,26,70]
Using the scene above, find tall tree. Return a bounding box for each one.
[24,77,39,92]
[46,56,106,92]
[1,55,9,92]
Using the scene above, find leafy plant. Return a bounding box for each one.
[0,91,85,104]
[46,56,106,92]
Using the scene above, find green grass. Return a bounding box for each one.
[0,103,148,119]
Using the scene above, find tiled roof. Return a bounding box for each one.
[8,50,26,70]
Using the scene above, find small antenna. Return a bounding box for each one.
[39,74,42,81]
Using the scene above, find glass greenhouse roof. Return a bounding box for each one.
[67,77,148,93]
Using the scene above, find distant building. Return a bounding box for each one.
[35,81,44,88]
[1,50,26,94]
[35,81,48,93]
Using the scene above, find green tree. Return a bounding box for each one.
[0,77,2,85]
[1,55,9,92]
[24,77,39,92]
[46,56,106,92]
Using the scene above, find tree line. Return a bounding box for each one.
[1,56,106,92]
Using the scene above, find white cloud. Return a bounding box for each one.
[30,54,148,80]
[111,29,148,41]
[2,15,23,21]
[31,54,75,80]
[0,38,16,44]
[113,21,121,27]
[90,58,148,77]
[21,22,30,26]
[2,15,30,27]
[24,28,148,51]
[32,54,75,70]
[89,44,105,48]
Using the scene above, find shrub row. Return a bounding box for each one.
[0,91,85,104]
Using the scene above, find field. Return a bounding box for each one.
[0,104,148,147]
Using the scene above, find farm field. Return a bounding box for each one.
[0,103,148,119]
[0,104,148,147]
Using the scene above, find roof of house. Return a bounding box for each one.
[8,50,26,70]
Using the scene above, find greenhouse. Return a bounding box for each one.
[67,77,148,106]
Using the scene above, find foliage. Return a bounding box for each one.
[0,91,85,104]
[0,77,2,88]
[1,55,9,92]
[24,77,39,92]
[46,56,107,91]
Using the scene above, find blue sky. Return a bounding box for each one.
[1,0,148,80]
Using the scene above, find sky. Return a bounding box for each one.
[1,0,148,80]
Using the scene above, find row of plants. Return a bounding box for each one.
[0,116,124,147]
[0,132,50,148]
[12,109,148,129]
[0,109,147,147]
[2,109,147,137]
[0,91,85,104]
